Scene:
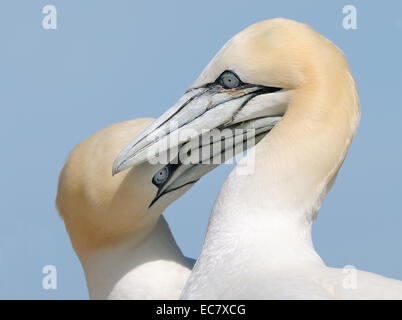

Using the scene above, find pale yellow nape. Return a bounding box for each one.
[250,18,361,214]
[56,118,158,255]
[193,18,360,215]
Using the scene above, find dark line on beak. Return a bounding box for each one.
[131,85,281,161]
[148,127,272,208]
[175,91,256,132]
[201,130,270,165]
[230,87,282,123]
[148,179,199,208]
[153,87,213,133]
[122,87,212,157]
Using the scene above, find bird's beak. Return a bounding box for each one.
[146,116,280,207]
[113,83,286,175]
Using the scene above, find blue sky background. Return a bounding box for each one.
[0,0,401,299]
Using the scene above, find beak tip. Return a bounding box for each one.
[111,165,119,176]
[112,158,123,176]
[112,153,142,176]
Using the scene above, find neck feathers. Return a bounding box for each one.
[203,60,359,264]
[82,216,191,299]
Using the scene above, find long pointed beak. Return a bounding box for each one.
[113,83,285,175]
[147,115,281,207]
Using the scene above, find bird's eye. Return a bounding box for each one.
[218,71,241,89]
[153,167,169,185]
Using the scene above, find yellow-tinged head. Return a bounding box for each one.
[56,119,152,253]
[113,18,359,183]
[56,118,203,254]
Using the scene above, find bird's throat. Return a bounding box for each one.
[80,216,191,299]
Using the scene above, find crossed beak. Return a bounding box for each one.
[113,80,287,176]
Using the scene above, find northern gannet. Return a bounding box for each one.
[56,118,200,299]
[114,18,402,299]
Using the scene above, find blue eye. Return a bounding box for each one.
[219,71,241,89]
[153,167,169,185]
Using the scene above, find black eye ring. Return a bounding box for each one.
[218,70,242,89]
[152,167,169,185]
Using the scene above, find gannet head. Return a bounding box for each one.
[56,118,215,253]
[113,18,360,205]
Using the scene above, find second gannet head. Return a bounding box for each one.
[56,118,214,254]
[112,18,359,184]
[113,18,360,212]
[58,118,229,299]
